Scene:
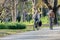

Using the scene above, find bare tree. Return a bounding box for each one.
[10,0,18,22]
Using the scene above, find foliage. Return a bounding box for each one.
[42,8,49,17]
[41,16,49,24]
[20,20,34,25]
[0,22,26,29]
[17,0,32,13]
[26,14,32,22]
[16,23,26,29]
[0,23,7,29]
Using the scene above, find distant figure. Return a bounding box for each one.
[33,9,40,30]
[23,9,27,22]
[47,10,55,30]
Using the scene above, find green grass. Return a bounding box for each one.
[20,20,34,25]
[0,26,33,37]
[0,26,32,37]
[0,24,50,37]
[41,16,49,24]
[0,29,26,37]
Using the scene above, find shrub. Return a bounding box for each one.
[0,23,7,29]
[0,22,26,29]
[7,23,26,29]
[7,23,17,29]
[16,23,26,29]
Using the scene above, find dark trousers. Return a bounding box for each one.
[50,17,54,30]
[33,20,39,30]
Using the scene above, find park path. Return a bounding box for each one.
[0,27,60,40]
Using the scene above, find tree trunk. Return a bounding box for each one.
[53,0,58,24]
[20,2,24,22]
[13,0,17,22]
[11,0,17,22]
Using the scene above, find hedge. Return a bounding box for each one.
[0,22,26,29]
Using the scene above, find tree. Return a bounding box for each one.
[43,0,58,24]
[53,0,58,24]
[10,0,18,22]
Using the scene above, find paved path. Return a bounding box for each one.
[0,27,60,40]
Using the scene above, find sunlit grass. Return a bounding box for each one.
[41,16,49,24]
[20,20,34,25]
[0,29,26,37]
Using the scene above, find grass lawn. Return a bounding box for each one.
[0,25,50,37]
[0,23,57,37]
[0,29,25,37]
[0,26,34,37]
